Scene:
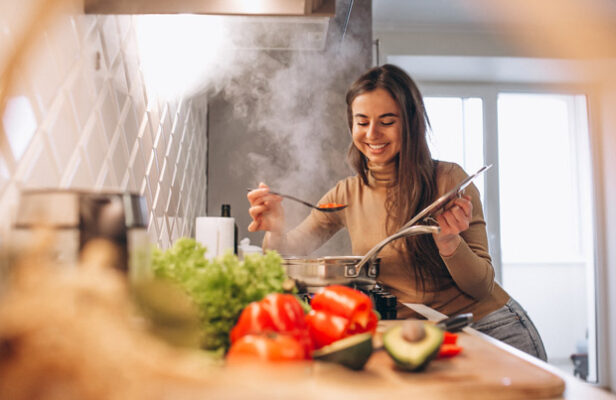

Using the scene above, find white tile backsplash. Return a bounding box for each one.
[0,10,207,248]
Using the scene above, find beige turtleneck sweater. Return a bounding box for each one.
[271,160,510,321]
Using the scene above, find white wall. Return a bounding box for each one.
[0,3,208,249]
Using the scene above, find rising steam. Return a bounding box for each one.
[134,12,366,254]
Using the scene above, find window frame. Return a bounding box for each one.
[418,81,605,384]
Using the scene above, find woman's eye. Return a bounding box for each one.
[356,121,369,127]
[381,120,395,126]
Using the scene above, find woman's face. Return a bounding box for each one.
[351,88,402,164]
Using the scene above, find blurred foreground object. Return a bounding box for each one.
[12,189,149,274]
[0,238,218,400]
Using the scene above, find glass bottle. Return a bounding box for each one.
[221,204,238,255]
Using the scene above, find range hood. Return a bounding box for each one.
[84,0,335,17]
[84,0,336,50]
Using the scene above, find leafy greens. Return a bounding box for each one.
[151,237,286,351]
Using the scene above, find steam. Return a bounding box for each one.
[217,41,365,238]
[134,12,367,248]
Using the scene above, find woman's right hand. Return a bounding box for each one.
[247,182,285,233]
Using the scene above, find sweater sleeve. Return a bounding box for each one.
[439,165,495,300]
[270,182,346,256]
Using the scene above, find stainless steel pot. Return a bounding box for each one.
[12,189,149,273]
[282,256,380,292]
[282,225,441,292]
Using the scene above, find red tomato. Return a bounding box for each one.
[226,333,306,362]
[438,344,463,358]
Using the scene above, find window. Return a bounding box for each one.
[497,92,596,381]
[424,97,485,202]
[424,89,597,382]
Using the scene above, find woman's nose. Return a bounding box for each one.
[365,122,379,139]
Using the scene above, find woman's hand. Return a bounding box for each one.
[433,195,472,257]
[247,182,285,234]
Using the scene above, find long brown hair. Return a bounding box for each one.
[346,64,451,291]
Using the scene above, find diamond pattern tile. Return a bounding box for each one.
[27,33,62,114]
[98,84,120,143]
[67,67,96,131]
[112,74,130,112]
[115,16,131,43]
[0,11,207,247]
[83,116,108,175]
[145,149,159,192]
[22,136,60,188]
[122,104,140,148]
[101,161,118,189]
[110,127,129,179]
[139,118,154,151]
[100,16,121,68]
[46,95,80,173]
[47,15,81,81]
[65,152,94,189]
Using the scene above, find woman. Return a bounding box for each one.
[247,64,547,361]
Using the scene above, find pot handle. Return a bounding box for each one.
[345,225,440,278]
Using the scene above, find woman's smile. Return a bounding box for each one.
[366,142,389,154]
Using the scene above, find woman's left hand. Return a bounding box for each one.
[433,195,472,257]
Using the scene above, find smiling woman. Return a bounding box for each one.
[247,63,547,361]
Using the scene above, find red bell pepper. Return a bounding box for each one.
[261,293,307,333]
[227,332,306,362]
[229,293,313,358]
[305,309,351,349]
[443,331,458,345]
[347,307,378,336]
[310,285,373,331]
[438,343,463,358]
[230,301,275,343]
[305,285,377,349]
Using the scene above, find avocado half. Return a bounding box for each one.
[312,333,374,370]
[383,323,444,371]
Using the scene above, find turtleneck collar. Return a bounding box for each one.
[367,159,397,187]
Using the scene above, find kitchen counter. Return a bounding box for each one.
[403,303,616,400]
[189,303,615,400]
[193,302,616,400]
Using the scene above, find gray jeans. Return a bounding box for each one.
[472,298,547,361]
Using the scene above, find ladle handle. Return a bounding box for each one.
[345,225,440,278]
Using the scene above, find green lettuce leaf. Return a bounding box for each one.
[151,238,285,351]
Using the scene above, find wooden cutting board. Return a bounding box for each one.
[216,326,565,400]
[305,329,566,400]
